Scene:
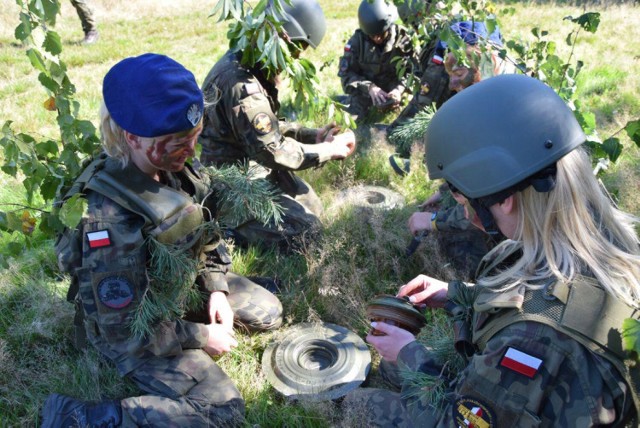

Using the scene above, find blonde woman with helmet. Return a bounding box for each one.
[345,74,639,427]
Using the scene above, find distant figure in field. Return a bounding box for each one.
[70,0,98,44]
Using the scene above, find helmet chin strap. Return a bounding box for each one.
[468,198,505,241]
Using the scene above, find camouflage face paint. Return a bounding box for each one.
[145,124,202,172]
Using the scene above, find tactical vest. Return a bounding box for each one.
[58,153,220,347]
[460,244,640,423]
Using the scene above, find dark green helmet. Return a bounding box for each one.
[425,74,586,199]
[282,0,326,49]
[358,0,398,36]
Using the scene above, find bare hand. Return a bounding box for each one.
[387,87,403,103]
[330,130,356,159]
[419,191,443,210]
[203,323,238,356]
[408,211,434,235]
[366,322,415,362]
[368,84,388,106]
[316,122,341,143]
[209,291,234,332]
[397,274,448,308]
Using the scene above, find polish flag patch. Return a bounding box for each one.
[500,347,543,378]
[431,54,444,65]
[87,230,111,249]
[344,43,351,52]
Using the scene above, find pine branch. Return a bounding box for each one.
[388,105,436,155]
[202,163,284,228]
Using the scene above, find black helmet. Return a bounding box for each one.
[358,0,398,37]
[425,74,586,199]
[281,0,326,49]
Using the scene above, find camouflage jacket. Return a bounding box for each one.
[199,50,323,175]
[338,24,415,95]
[56,156,230,375]
[398,241,636,426]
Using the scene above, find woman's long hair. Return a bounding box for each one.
[99,101,130,167]
[478,147,640,306]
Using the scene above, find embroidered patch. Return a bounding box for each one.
[344,43,351,52]
[245,82,260,95]
[453,397,495,428]
[97,276,134,309]
[432,54,444,65]
[87,230,111,249]
[187,103,202,126]
[252,112,273,135]
[420,83,431,95]
[500,347,543,378]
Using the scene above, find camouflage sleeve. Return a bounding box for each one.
[434,204,471,232]
[338,32,372,95]
[433,321,631,427]
[280,121,319,144]
[394,27,417,90]
[227,83,322,171]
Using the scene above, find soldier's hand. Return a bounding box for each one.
[330,130,357,159]
[419,190,443,210]
[408,211,433,235]
[204,323,238,356]
[397,274,448,308]
[366,322,415,362]
[316,121,340,143]
[208,291,234,332]
[368,84,388,106]
[387,87,403,104]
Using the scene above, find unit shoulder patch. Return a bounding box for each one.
[252,112,274,135]
[499,347,543,378]
[97,276,134,309]
[453,397,496,428]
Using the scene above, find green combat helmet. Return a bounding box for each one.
[281,0,326,49]
[425,74,585,200]
[358,0,398,36]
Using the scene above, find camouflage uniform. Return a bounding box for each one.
[338,24,415,120]
[56,155,283,426]
[389,39,454,134]
[70,0,97,34]
[199,50,324,248]
[345,241,637,427]
[423,184,493,282]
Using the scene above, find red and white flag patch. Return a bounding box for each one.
[344,43,351,52]
[87,230,111,249]
[500,347,542,378]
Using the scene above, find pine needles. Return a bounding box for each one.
[129,235,204,338]
[388,105,436,156]
[203,163,284,228]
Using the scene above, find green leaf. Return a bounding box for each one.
[43,30,62,55]
[35,139,59,157]
[601,137,622,163]
[26,48,47,73]
[6,211,22,233]
[59,193,87,229]
[15,13,33,40]
[7,242,24,256]
[622,318,640,355]
[571,12,600,33]
[624,119,640,148]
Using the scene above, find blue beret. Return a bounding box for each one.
[437,21,503,50]
[103,53,204,138]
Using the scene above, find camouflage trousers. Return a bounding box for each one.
[116,274,282,427]
[232,177,322,251]
[69,0,96,33]
[342,361,439,427]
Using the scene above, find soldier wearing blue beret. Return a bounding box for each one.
[42,53,283,427]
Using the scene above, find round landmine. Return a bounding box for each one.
[366,294,426,336]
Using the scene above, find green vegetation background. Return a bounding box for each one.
[1,0,639,426]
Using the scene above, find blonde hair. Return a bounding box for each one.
[478,147,640,306]
[99,101,130,167]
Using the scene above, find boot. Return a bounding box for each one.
[41,393,122,428]
[81,30,99,45]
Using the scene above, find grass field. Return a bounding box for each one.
[1,0,639,426]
